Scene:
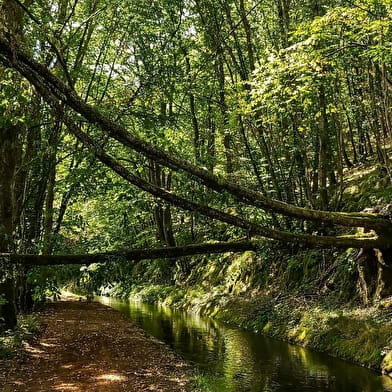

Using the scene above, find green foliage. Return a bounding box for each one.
[1,0,392,322]
[27,266,76,302]
[190,371,219,392]
[0,315,40,359]
[0,68,30,127]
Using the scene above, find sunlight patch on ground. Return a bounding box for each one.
[61,364,75,369]
[344,165,377,182]
[24,342,46,358]
[54,383,80,391]
[12,381,26,386]
[95,372,127,382]
[99,296,111,305]
[60,290,84,301]
[24,342,43,353]
[40,342,57,348]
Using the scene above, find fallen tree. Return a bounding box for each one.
[0,35,391,307]
[0,37,391,236]
[8,67,389,249]
[1,241,259,266]
[0,37,391,251]
[1,3,392,335]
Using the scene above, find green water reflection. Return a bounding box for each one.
[98,297,392,392]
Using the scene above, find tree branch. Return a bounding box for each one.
[0,38,391,236]
[1,240,259,265]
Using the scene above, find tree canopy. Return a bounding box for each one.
[1,0,392,263]
[0,0,392,328]
[0,1,391,329]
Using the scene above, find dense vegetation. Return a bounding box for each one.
[0,0,392,336]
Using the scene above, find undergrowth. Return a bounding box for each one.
[0,315,40,358]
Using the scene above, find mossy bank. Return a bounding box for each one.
[116,280,392,376]
[75,244,392,376]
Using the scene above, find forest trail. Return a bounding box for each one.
[0,300,190,392]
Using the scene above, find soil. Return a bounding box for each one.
[0,300,190,392]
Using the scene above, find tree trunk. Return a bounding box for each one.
[42,122,61,254]
[0,126,20,329]
[149,162,176,247]
[277,0,290,48]
[0,279,17,329]
[318,86,329,209]
[184,56,201,163]
[2,240,259,266]
[357,247,392,304]
[238,0,255,72]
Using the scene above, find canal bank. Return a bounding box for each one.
[98,296,392,392]
[113,283,392,379]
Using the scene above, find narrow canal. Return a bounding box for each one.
[98,297,392,392]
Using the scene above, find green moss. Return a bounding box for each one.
[125,283,392,373]
[217,299,391,370]
[341,164,392,211]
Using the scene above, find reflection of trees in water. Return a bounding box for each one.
[101,298,389,392]
[116,299,225,371]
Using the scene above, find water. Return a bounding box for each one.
[97,296,392,392]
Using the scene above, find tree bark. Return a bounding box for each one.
[0,279,17,329]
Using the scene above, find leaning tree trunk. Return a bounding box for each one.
[1,39,392,250]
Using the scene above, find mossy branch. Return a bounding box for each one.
[0,38,390,234]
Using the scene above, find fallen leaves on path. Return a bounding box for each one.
[0,301,190,392]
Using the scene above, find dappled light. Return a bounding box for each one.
[1,0,392,390]
[1,302,189,392]
[96,373,127,382]
[61,364,75,370]
[54,383,80,391]
[23,342,48,359]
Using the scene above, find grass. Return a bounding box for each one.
[190,371,220,392]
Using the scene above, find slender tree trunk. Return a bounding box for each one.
[185,56,201,163]
[149,162,176,247]
[277,0,290,48]
[42,122,61,254]
[318,86,329,209]
[238,0,255,72]
[206,102,216,173]
[216,49,234,174]
[0,126,20,329]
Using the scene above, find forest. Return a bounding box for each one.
[1,0,392,390]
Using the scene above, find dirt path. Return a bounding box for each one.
[0,301,190,392]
